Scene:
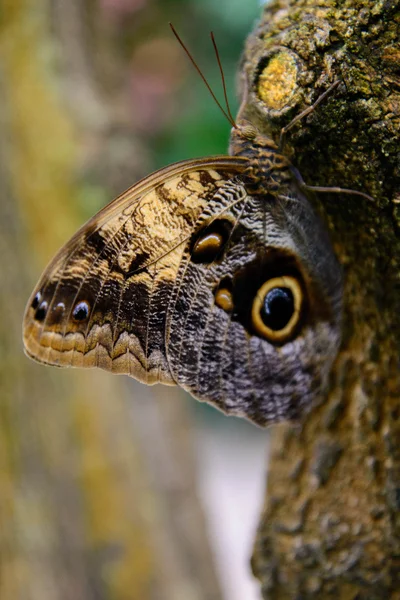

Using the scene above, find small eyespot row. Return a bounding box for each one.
[32,295,90,323]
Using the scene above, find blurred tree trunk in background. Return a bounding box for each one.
[0,2,222,599]
[240,1,400,598]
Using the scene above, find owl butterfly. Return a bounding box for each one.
[23,27,368,427]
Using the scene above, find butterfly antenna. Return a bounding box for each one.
[210,32,236,128]
[169,23,237,128]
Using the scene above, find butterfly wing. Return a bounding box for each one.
[24,156,342,426]
[165,181,343,425]
[23,157,246,385]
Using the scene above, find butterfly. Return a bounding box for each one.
[22,26,357,427]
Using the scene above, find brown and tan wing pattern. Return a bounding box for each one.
[23,157,246,385]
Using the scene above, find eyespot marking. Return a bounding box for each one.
[262,287,294,330]
[72,301,90,322]
[252,276,303,344]
[50,301,66,323]
[31,291,41,310]
[215,288,234,312]
[193,232,224,262]
[35,301,48,322]
[191,219,233,264]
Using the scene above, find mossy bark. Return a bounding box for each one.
[239,1,400,597]
[238,0,400,600]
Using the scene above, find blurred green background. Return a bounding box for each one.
[0,1,268,599]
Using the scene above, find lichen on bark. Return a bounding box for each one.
[238,0,400,597]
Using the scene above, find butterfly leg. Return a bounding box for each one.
[278,80,341,151]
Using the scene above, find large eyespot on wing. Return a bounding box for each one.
[165,188,343,427]
[22,156,248,384]
[251,275,303,343]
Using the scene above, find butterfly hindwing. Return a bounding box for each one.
[166,183,342,425]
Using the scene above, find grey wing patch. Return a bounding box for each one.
[166,180,343,426]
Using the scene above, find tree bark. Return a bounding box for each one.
[239,1,400,597]
[0,2,222,599]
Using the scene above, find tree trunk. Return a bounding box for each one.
[0,2,222,599]
[239,1,400,597]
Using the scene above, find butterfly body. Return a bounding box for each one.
[23,122,343,426]
[229,123,292,194]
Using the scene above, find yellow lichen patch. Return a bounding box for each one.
[382,45,400,66]
[257,52,298,111]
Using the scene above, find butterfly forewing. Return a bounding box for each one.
[23,157,246,384]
